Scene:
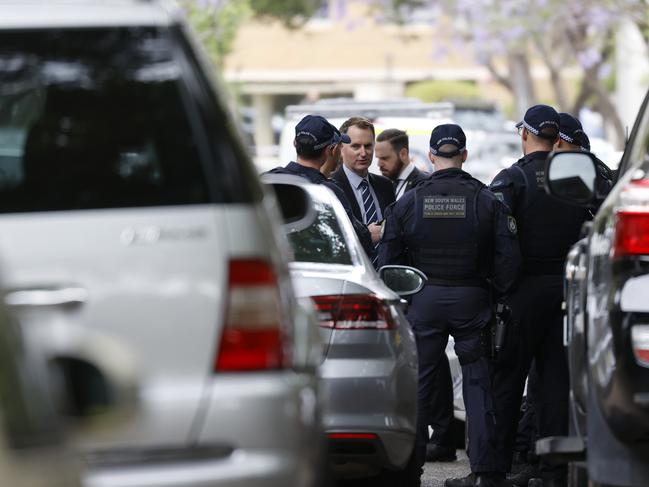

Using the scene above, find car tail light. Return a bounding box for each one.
[311,294,396,330]
[327,433,378,440]
[631,325,649,367]
[215,259,288,372]
[613,179,649,257]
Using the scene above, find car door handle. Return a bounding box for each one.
[4,287,88,307]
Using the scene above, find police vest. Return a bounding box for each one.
[405,175,491,287]
[513,156,587,275]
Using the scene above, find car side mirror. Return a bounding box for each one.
[378,265,427,297]
[545,151,598,207]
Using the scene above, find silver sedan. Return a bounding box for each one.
[264,174,421,482]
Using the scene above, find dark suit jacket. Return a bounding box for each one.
[331,167,395,222]
[401,166,431,196]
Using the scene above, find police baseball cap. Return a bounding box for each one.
[516,104,560,140]
[558,112,587,147]
[580,132,591,151]
[429,123,466,158]
[294,114,350,151]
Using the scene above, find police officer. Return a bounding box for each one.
[554,112,613,199]
[489,105,593,487]
[268,114,373,255]
[375,127,456,462]
[508,112,615,487]
[378,124,521,487]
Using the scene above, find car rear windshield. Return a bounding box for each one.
[0,28,218,213]
[288,199,352,265]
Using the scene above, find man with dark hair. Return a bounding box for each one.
[268,114,372,254]
[379,124,520,487]
[488,105,593,487]
[332,116,395,265]
[375,128,430,200]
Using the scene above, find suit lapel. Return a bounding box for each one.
[369,173,394,212]
[404,167,419,192]
[334,168,362,221]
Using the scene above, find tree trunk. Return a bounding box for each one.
[507,51,536,120]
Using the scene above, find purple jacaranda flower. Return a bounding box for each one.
[576,47,602,69]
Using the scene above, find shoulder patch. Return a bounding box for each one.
[490,179,504,188]
[507,215,517,235]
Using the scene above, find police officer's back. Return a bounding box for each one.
[379,124,520,487]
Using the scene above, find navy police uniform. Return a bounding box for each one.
[510,113,614,476]
[378,125,520,483]
[489,106,592,483]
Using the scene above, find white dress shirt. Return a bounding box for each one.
[394,163,416,200]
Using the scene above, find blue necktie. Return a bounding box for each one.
[359,179,380,267]
[359,179,377,224]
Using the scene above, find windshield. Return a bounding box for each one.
[0,27,212,213]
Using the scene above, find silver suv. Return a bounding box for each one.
[0,2,323,486]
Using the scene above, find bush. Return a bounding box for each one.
[405,80,481,103]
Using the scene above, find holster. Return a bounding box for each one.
[489,302,513,361]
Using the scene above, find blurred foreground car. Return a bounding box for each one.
[538,94,649,486]
[263,174,422,484]
[0,2,324,486]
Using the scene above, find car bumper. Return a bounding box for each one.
[84,449,312,487]
[320,329,417,471]
[83,371,323,487]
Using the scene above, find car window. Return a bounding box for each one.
[287,200,352,265]
[0,27,219,213]
[619,93,649,177]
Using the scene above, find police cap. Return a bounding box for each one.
[429,123,466,158]
[295,114,350,152]
[558,112,587,147]
[516,104,559,140]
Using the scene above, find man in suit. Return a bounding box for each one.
[375,127,457,463]
[375,128,430,200]
[332,116,395,264]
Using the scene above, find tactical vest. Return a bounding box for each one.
[405,175,491,287]
[513,156,588,275]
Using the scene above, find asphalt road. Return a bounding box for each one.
[335,450,470,487]
[422,450,470,487]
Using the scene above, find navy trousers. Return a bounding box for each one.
[492,275,569,479]
[428,353,455,448]
[408,285,498,474]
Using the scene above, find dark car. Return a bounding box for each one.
[539,95,649,486]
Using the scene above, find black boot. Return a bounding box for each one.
[426,443,457,462]
[444,473,475,487]
[507,463,539,486]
